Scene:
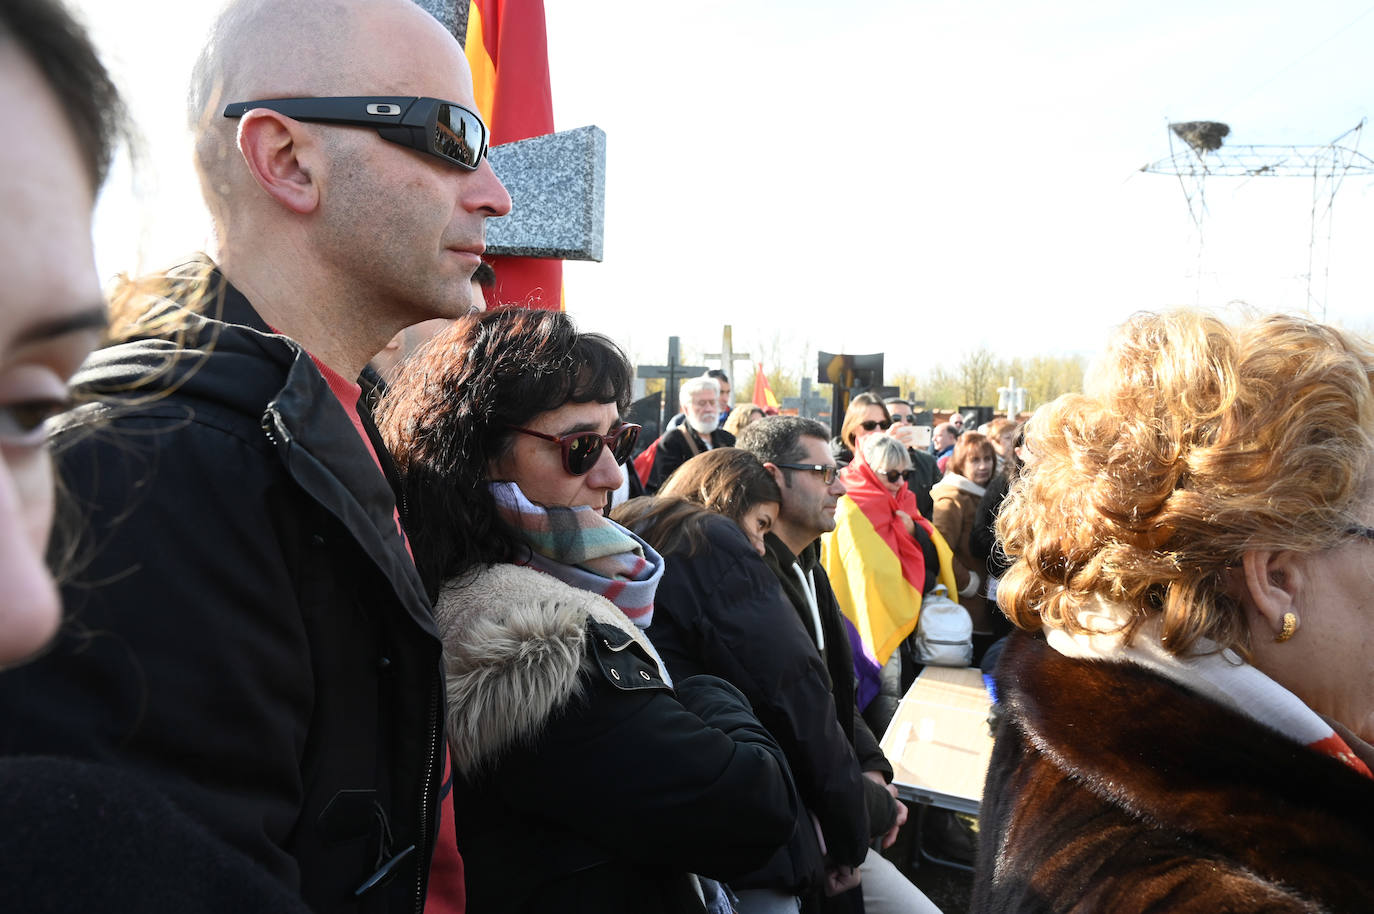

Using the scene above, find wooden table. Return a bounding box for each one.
[881,666,994,816]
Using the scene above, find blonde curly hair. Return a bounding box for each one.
[997,310,1374,657]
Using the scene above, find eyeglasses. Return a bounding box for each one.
[875,469,912,484]
[777,463,839,484]
[859,419,893,432]
[1348,525,1374,541]
[222,96,490,170]
[508,423,641,476]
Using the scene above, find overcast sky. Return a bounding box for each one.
[78,1,1374,381]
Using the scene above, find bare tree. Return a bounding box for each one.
[958,346,999,406]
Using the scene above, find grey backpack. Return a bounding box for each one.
[912,585,974,666]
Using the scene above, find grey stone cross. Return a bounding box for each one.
[412,0,605,263]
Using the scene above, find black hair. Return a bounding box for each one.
[706,369,729,385]
[378,308,632,596]
[472,261,496,288]
[736,415,830,481]
[0,0,125,193]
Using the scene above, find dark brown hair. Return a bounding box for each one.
[0,0,125,193]
[378,308,632,594]
[613,449,780,558]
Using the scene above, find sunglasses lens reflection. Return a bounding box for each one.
[612,426,639,465]
[566,434,603,475]
[434,103,484,168]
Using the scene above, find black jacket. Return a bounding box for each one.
[974,630,1374,913]
[437,562,795,913]
[0,757,309,913]
[0,269,444,913]
[645,425,735,493]
[760,535,897,839]
[968,471,1012,578]
[642,516,871,892]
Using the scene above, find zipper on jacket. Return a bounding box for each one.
[260,409,284,447]
[414,676,440,914]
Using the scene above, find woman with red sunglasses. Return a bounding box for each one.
[378,307,794,914]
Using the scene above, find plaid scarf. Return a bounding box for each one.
[491,482,664,627]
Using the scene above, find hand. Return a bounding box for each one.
[880,783,908,849]
[824,862,861,896]
[891,425,922,449]
[895,510,916,537]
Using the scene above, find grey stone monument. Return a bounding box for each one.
[414,0,605,263]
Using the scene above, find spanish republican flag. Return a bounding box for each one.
[465,0,563,310]
[751,362,780,409]
[821,457,958,665]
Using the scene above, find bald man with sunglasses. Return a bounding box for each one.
[0,1,509,911]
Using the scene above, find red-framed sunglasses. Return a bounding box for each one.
[508,423,641,476]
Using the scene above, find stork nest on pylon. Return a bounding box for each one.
[1170,121,1230,154]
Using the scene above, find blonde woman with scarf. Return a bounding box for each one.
[379,308,793,914]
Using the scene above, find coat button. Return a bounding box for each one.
[610,669,621,681]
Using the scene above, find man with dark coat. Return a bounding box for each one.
[646,375,735,493]
[0,1,511,911]
[739,417,942,914]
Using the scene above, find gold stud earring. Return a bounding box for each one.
[1275,612,1298,643]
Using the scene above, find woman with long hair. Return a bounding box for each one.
[379,309,794,913]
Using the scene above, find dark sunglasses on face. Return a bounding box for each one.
[859,419,893,432]
[222,96,490,170]
[876,469,912,484]
[508,423,641,476]
[777,463,839,485]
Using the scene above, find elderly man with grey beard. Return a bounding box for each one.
[646,375,737,492]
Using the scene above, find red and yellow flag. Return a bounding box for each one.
[821,457,958,665]
[466,0,563,310]
[751,361,780,409]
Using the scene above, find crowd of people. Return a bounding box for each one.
[3,1,1373,913]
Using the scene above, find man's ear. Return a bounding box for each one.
[1238,549,1306,636]
[236,111,322,215]
[762,462,786,490]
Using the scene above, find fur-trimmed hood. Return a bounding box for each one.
[435,563,660,778]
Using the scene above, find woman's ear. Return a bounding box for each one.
[1238,549,1306,637]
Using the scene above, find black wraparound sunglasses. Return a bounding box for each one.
[509,424,641,476]
[222,96,490,170]
[859,419,893,432]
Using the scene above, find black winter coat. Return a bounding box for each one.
[974,630,1374,913]
[759,535,897,839]
[437,562,796,914]
[0,269,444,913]
[645,425,735,493]
[642,516,871,893]
[0,757,309,913]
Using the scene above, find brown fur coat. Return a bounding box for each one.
[973,630,1374,913]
